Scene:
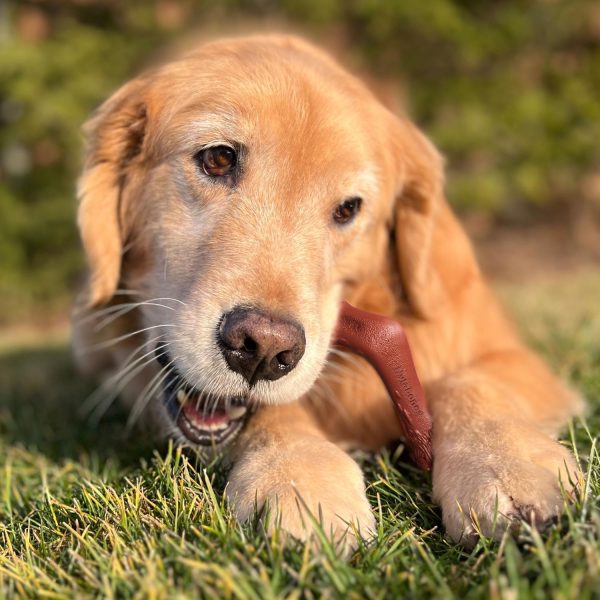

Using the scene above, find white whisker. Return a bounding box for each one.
[73,297,184,329]
[91,301,177,332]
[79,324,178,354]
[81,334,166,406]
[83,343,171,424]
[126,356,178,429]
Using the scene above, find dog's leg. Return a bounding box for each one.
[226,402,375,551]
[428,348,583,547]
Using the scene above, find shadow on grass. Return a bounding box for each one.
[0,342,157,468]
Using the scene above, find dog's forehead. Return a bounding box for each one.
[150,49,385,169]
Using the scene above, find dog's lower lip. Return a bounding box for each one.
[157,350,249,446]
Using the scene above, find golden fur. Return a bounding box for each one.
[73,35,583,550]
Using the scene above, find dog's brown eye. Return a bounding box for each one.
[333,196,362,225]
[197,145,237,177]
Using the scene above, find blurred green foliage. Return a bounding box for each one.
[1,0,599,320]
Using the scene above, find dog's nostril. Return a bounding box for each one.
[241,336,257,354]
[275,349,295,368]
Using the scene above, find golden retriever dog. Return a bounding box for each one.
[72,34,583,550]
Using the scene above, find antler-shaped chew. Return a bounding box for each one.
[332,301,433,470]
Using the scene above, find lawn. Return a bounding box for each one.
[0,271,598,599]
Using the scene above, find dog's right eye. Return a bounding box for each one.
[195,145,237,178]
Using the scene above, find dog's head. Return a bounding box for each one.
[77,35,459,450]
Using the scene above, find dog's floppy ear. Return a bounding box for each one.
[77,78,148,307]
[392,118,480,318]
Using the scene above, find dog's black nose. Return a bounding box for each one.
[218,307,306,384]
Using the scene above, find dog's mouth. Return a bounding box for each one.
[157,350,250,447]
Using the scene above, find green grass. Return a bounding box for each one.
[0,272,598,598]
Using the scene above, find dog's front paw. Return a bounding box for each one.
[433,421,581,547]
[226,437,375,552]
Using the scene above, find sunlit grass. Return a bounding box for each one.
[0,271,598,598]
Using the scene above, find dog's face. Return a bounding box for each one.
[77,36,445,451]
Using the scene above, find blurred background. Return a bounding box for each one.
[0,0,599,329]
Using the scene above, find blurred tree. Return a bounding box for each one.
[1,0,599,320]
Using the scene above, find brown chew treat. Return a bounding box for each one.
[333,301,433,471]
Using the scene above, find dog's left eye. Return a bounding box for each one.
[333,196,362,225]
[195,145,237,178]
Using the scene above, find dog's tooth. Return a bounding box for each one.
[176,389,188,405]
[226,404,247,420]
[207,422,228,432]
